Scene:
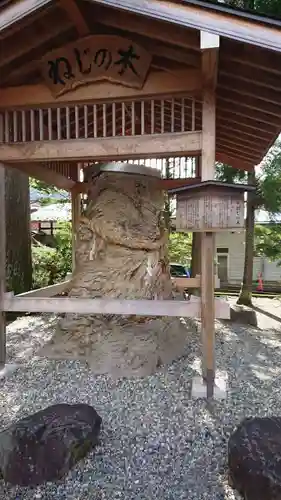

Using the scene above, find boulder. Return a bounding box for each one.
[228,416,281,499]
[0,403,102,486]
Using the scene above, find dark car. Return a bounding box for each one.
[169,263,190,278]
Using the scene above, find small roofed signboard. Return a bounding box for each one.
[169,181,255,232]
[39,35,152,97]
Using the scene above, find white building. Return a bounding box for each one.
[216,210,281,286]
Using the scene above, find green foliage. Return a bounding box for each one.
[215,162,247,184]
[209,0,281,17]
[258,142,281,214]
[168,232,192,267]
[32,222,72,289]
[255,224,281,263]
[30,178,69,205]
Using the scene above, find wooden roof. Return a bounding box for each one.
[0,0,281,171]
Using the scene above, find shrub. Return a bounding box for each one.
[32,222,72,289]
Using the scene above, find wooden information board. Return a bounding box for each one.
[176,192,244,232]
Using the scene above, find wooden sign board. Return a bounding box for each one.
[176,191,245,232]
[39,35,152,97]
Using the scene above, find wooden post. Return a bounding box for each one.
[71,164,81,272]
[0,163,6,368]
[200,31,219,398]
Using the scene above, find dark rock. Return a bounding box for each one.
[228,416,281,500]
[0,403,102,486]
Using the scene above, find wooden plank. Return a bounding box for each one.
[218,76,281,106]
[219,89,281,118]
[216,142,260,163]
[0,10,72,68]
[71,165,80,271]
[39,35,152,98]
[0,0,53,35]
[173,276,200,289]
[222,41,281,75]
[5,163,75,190]
[220,63,281,92]
[0,163,6,368]
[201,232,216,397]
[59,0,90,36]
[215,152,253,171]
[201,47,218,181]
[15,276,72,298]
[200,43,218,397]
[0,69,201,108]
[216,134,264,156]
[88,0,281,52]
[3,295,230,319]
[217,100,281,128]
[94,6,200,51]
[216,110,276,136]
[0,131,202,162]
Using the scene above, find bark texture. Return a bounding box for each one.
[237,171,255,306]
[5,168,32,294]
[43,172,189,377]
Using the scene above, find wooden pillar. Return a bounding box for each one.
[200,32,219,398]
[0,163,6,368]
[71,164,81,272]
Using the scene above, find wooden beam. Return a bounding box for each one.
[219,89,281,118]
[215,152,253,171]
[94,6,200,51]
[0,10,72,68]
[0,69,202,108]
[216,117,274,141]
[0,0,53,37]
[222,42,281,76]
[3,295,230,319]
[216,135,264,156]
[0,163,6,368]
[216,111,276,136]
[72,177,202,196]
[200,37,219,398]
[216,144,260,164]
[59,0,90,36]
[71,164,80,271]
[173,276,200,289]
[88,0,281,52]
[217,100,281,128]
[6,163,75,190]
[218,76,281,107]
[16,275,72,297]
[0,131,202,163]
[220,63,281,93]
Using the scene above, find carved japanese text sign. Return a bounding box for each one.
[176,194,245,232]
[39,35,152,97]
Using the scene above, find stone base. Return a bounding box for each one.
[0,363,19,380]
[191,371,227,400]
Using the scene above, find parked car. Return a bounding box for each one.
[169,263,190,278]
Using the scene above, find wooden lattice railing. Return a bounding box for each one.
[0,97,201,143]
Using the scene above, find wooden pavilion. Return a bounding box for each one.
[0,0,281,396]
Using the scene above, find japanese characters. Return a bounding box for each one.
[40,35,152,97]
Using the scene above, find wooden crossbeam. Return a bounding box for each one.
[3,295,230,319]
[0,131,202,163]
[59,0,90,36]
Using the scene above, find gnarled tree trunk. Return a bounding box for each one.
[43,169,189,377]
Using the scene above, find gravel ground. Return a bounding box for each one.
[1,298,281,500]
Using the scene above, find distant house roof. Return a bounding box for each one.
[255,209,281,224]
[31,203,71,221]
